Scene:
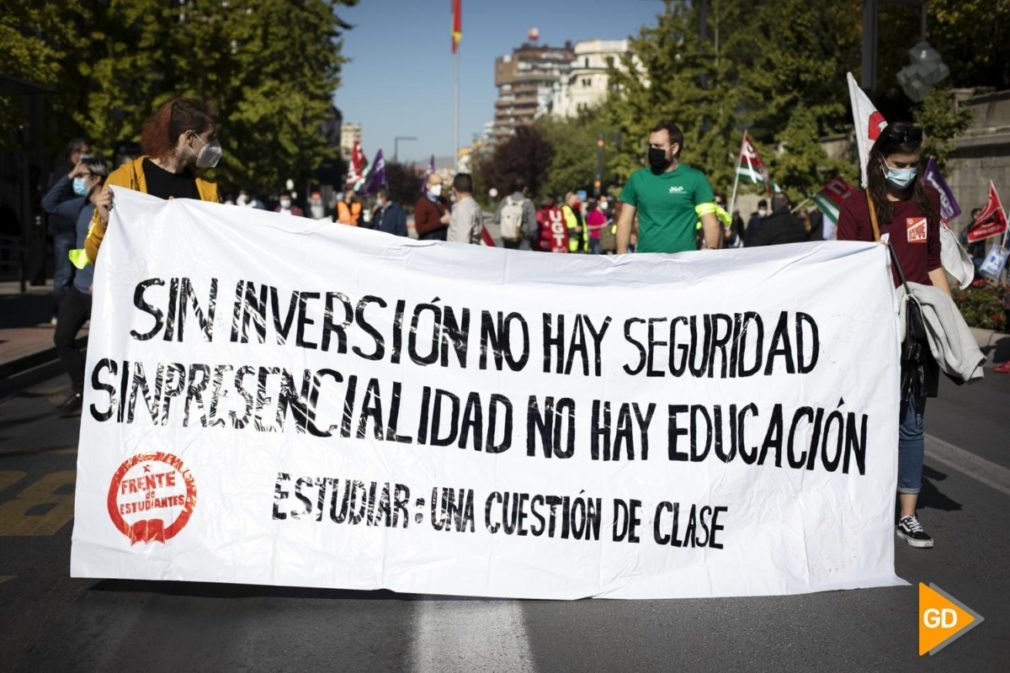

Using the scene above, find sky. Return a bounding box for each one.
[334,0,665,165]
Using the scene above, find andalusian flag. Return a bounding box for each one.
[451,0,461,54]
[736,131,769,186]
[811,176,857,225]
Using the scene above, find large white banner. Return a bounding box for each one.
[71,188,905,599]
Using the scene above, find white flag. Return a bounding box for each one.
[847,72,889,188]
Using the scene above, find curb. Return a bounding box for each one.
[0,336,88,399]
[970,327,1009,351]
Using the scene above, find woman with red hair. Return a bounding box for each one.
[84,97,221,263]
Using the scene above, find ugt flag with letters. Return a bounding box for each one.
[71,188,905,600]
[967,181,1007,244]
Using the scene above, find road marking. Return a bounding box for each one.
[410,599,535,673]
[0,471,26,494]
[925,434,1010,497]
[0,470,77,536]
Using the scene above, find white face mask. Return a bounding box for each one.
[758,209,768,217]
[193,135,222,168]
[280,199,291,210]
[429,184,442,198]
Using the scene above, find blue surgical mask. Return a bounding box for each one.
[883,163,917,189]
[72,177,89,196]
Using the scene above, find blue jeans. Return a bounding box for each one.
[588,237,601,255]
[52,230,75,306]
[898,391,926,494]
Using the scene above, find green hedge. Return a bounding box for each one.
[953,283,1007,332]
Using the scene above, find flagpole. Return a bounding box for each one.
[453,43,460,172]
[791,197,813,214]
[728,131,744,217]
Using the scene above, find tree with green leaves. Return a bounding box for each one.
[1,0,356,195]
[603,0,744,196]
[535,113,619,199]
[475,126,553,201]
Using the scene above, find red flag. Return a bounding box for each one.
[480,226,496,247]
[451,0,461,54]
[966,181,1007,243]
[736,131,769,188]
[810,176,857,225]
[347,140,366,188]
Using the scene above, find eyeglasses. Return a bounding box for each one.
[884,126,923,145]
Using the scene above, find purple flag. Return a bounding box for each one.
[923,158,961,222]
[363,149,386,194]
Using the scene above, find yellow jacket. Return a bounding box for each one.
[83,156,218,264]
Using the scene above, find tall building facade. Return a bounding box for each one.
[492,42,574,142]
[550,39,630,118]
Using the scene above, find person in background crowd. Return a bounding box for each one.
[112,140,142,167]
[275,191,304,217]
[749,193,807,246]
[414,173,450,241]
[807,209,828,241]
[307,191,328,220]
[745,198,769,246]
[837,121,949,549]
[965,207,986,271]
[85,97,220,264]
[46,137,91,320]
[236,189,264,209]
[373,188,406,237]
[336,189,362,225]
[729,210,746,247]
[617,122,720,253]
[585,198,606,254]
[562,192,587,253]
[41,156,109,413]
[536,196,568,253]
[448,173,482,244]
[494,177,536,249]
[598,195,612,220]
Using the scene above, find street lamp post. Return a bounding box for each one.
[394,136,417,163]
[861,0,929,92]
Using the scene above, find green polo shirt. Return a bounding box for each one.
[619,164,715,253]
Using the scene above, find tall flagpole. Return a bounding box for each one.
[454,47,460,172]
[452,0,461,172]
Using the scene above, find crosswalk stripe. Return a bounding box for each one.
[925,433,1010,497]
[410,599,535,673]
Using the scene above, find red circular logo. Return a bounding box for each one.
[107,452,197,544]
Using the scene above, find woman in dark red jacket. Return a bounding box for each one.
[838,122,951,550]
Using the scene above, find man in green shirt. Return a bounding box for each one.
[616,123,721,253]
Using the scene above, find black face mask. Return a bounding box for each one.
[648,147,672,174]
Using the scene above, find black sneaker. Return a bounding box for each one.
[57,392,83,415]
[897,516,934,548]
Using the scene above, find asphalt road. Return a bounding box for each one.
[1,369,1008,673]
